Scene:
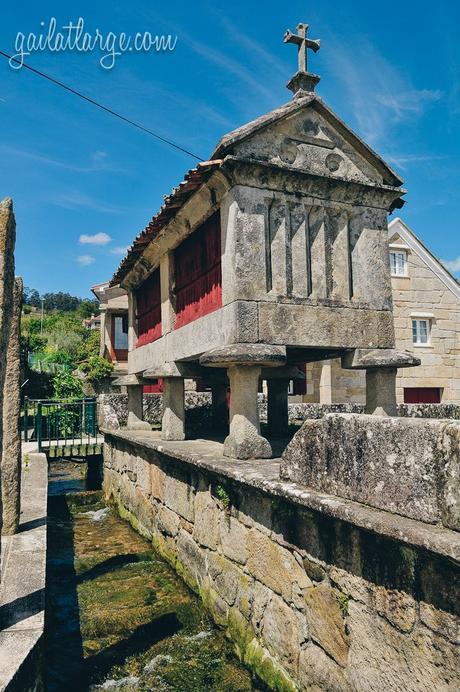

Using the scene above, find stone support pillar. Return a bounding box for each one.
[365,368,397,417]
[127,384,150,430]
[2,277,22,535]
[211,382,229,432]
[225,365,272,459]
[267,378,289,437]
[341,348,420,418]
[162,378,185,441]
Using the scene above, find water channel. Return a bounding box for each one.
[45,460,265,692]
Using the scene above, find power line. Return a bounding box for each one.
[0,49,204,162]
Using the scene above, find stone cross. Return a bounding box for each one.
[284,23,320,74]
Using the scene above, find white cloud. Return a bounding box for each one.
[79,232,112,245]
[442,257,460,273]
[77,254,95,266]
[110,246,129,256]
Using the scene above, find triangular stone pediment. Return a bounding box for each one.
[212,96,402,188]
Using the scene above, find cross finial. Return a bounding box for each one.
[284,22,321,97]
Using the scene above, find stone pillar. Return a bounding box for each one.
[127,384,150,430]
[225,365,272,459]
[267,378,289,437]
[0,198,17,566]
[127,292,137,351]
[2,278,23,535]
[211,382,229,432]
[162,378,185,441]
[341,349,420,418]
[319,361,333,404]
[160,252,176,334]
[366,368,397,417]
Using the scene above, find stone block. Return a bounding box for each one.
[299,643,352,692]
[262,592,302,675]
[220,515,249,565]
[281,413,460,528]
[304,584,349,667]
[193,489,220,549]
[163,472,195,522]
[247,528,312,602]
[156,505,180,537]
[176,529,206,588]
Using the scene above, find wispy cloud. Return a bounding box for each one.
[79,232,112,245]
[52,191,123,214]
[324,37,443,147]
[382,153,446,170]
[0,145,126,174]
[442,257,460,273]
[110,246,129,256]
[77,254,95,266]
[376,90,442,122]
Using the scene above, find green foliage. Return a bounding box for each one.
[215,484,231,510]
[79,355,113,383]
[52,371,84,399]
[76,329,101,363]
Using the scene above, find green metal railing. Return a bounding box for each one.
[23,397,102,457]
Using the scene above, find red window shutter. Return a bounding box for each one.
[135,269,162,347]
[174,212,222,329]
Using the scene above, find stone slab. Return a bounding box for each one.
[341,348,420,370]
[0,452,47,691]
[281,413,460,529]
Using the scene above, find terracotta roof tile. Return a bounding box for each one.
[110,160,222,286]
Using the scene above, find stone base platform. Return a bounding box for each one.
[0,452,47,692]
[102,429,460,691]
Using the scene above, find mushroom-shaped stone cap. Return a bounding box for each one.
[342,348,421,370]
[200,343,286,368]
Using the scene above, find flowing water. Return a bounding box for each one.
[45,461,264,692]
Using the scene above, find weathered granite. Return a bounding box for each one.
[0,198,17,569]
[2,278,23,535]
[342,348,420,370]
[281,413,460,530]
[103,430,460,691]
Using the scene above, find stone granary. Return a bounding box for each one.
[111,22,418,458]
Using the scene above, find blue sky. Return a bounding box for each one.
[1,1,459,297]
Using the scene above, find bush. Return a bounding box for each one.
[80,355,113,383]
[52,371,84,399]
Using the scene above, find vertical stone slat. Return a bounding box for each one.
[284,203,293,297]
[0,198,17,559]
[264,197,274,293]
[2,277,23,535]
[305,205,313,297]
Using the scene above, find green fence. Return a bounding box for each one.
[23,397,102,457]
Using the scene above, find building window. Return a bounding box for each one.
[412,318,430,345]
[390,250,407,276]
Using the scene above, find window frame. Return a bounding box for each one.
[412,318,431,346]
[389,249,408,277]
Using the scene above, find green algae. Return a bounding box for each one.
[45,461,264,692]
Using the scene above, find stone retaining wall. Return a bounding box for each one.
[103,432,460,692]
[99,393,458,431]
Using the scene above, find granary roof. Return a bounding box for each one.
[211,94,403,188]
[110,159,222,286]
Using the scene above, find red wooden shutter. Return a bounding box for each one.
[135,269,162,347]
[175,212,222,329]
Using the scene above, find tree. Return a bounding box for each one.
[80,355,113,382]
[23,287,41,308]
